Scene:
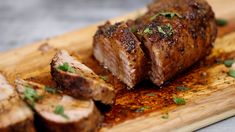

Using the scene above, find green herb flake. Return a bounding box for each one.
[166,23,173,36]
[100,75,109,81]
[54,105,69,119]
[24,86,42,107]
[150,12,182,20]
[161,113,169,119]
[173,96,186,105]
[45,86,57,94]
[135,106,151,113]
[157,23,173,37]
[144,27,153,35]
[224,59,234,67]
[157,26,166,34]
[228,69,235,78]
[146,93,156,97]
[216,19,228,27]
[58,62,76,73]
[176,86,191,91]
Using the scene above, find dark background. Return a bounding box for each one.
[0,0,234,131]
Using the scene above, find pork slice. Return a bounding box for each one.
[0,74,35,132]
[93,21,148,88]
[51,50,115,105]
[15,79,101,132]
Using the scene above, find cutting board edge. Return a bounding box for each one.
[175,109,235,132]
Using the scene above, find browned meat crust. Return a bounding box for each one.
[0,74,35,132]
[51,50,115,104]
[133,0,217,85]
[95,0,217,87]
[15,79,101,132]
[36,106,100,132]
[0,119,35,132]
[93,22,148,88]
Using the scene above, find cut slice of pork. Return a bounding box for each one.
[15,79,101,132]
[51,50,115,104]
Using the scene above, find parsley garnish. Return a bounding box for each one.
[161,113,169,119]
[157,23,173,37]
[228,69,235,78]
[151,12,182,20]
[224,59,234,67]
[45,86,57,94]
[216,19,228,27]
[24,86,42,107]
[144,27,153,35]
[176,86,191,91]
[146,93,156,96]
[173,96,186,105]
[58,62,76,73]
[135,106,151,113]
[54,105,69,119]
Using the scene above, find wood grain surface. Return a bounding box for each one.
[1,0,235,131]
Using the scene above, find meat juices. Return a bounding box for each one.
[93,22,148,88]
[93,0,217,86]
[15,79,101,132]
[51,50,115,104]
[0,74,35,132]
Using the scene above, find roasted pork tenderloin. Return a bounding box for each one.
[133,0,217,85]
[0,74,35,132]
[93,22,148,88]
[15,79,101,132]
[93,0,217,87]
[51,50,115,104]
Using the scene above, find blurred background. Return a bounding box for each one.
[0,0,151,52]
[0,0,234,131]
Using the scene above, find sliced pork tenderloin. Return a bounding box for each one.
[51,50,115,104]
[0,74,35,132]
[15,79,101,132]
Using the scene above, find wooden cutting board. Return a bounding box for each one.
[1,0,235,131]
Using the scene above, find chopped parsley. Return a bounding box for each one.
[100,75,109,81]
[161,113,169,119]
[228,69,235,78]
[54,105,69,119]
[57,62,76,73]
[146,93,156,96]
[144,27,153,35]
[135,106,151,113]
[224,59,234,67]
[157,23,173,37]
[216,19,228,27]
[176,86,191,91]
[150,12,182,20]
[45,86,57,94]
[23,86,42,107]
[173,96,186,105]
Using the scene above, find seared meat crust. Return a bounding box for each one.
[133,0,217,85]
[93,22,148,88]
